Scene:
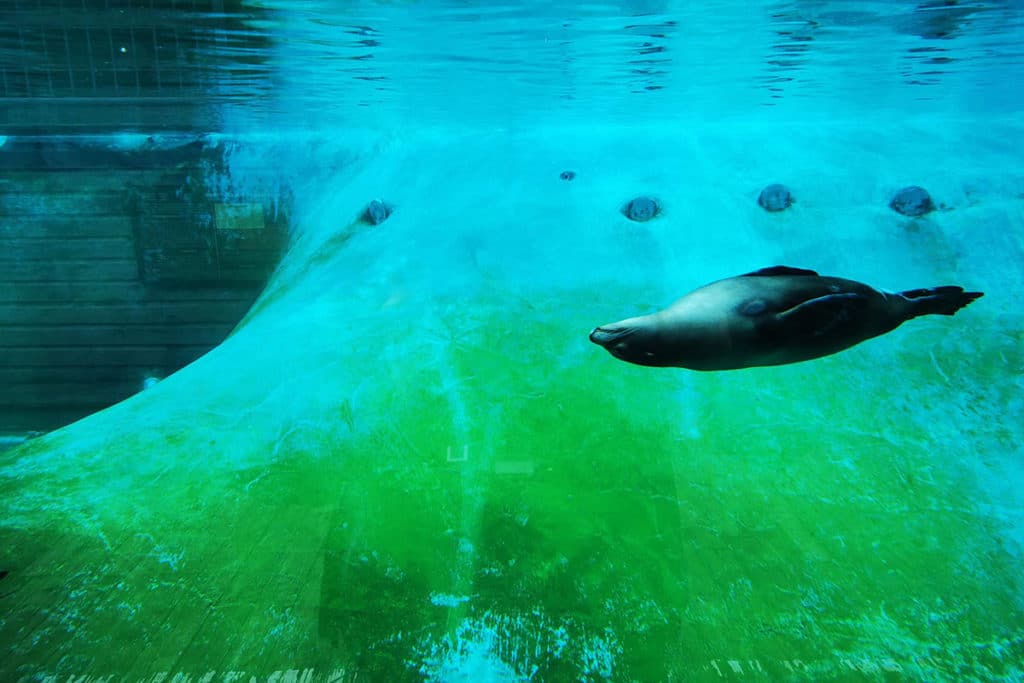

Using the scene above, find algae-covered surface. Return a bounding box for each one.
[1,123,1023,682]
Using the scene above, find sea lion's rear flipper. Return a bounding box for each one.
[741,266,819,278]
[775,292,870,338]
[900,286,984,317]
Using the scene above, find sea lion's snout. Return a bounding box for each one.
[589,325,629,347]
[589,325,646,363]
[588,326,610,346]
[590,321,668,366]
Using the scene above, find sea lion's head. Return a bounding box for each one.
[589,316,671,367]
[590,311,731,370]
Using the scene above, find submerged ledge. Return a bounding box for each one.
[1,122,1022,682]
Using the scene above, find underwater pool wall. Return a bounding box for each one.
[1,120,1023,681]
[0,134,291,434]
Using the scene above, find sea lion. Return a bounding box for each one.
[589,266,983,370]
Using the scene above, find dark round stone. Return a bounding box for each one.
[757,183,793,212]
[364,199,391,225]
[623,196,660,222]
[560,170,576,181]
[889,186,935,217]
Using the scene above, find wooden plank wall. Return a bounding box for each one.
[0,139,288,434]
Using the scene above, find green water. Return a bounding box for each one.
[2,262,1021,680]
[2,73,1024,681]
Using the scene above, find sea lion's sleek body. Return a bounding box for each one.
[589,266,983,370]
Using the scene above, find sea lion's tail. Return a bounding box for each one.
[899,286,984,317]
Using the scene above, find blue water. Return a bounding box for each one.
[3,1,1024,132]
[244,0,1024,127]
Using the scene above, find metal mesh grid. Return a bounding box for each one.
[0,0,271,133]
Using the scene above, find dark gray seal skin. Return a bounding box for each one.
[623,196,660,222]
[589,265,983,370]
[758,183,793,212]
[890,186,935,217]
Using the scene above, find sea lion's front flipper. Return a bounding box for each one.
[775,292,869,338]
[741,265,819,278]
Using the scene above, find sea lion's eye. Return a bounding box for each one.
[740,299,767,316]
